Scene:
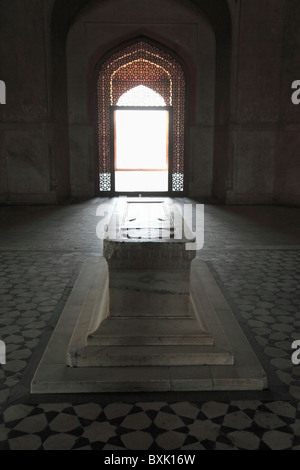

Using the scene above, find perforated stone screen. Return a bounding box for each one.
[97,39,185,192]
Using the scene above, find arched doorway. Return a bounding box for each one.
[97,38,186,195]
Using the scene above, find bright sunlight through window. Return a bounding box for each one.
[117,85,166,107]
[114,86,169,192]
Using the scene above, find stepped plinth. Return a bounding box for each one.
[31,198,267,393]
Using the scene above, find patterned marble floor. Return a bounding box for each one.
[0,198,300,451]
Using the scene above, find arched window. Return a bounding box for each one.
[97,38,185,193]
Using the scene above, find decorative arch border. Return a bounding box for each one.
[97,37,186,193]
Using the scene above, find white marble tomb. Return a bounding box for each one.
[31,198,268,392]
[67,199,233,367]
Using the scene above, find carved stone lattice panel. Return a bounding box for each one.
[97,39,185,192]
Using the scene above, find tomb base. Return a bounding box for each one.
[66,265,234,368]
[31,257,267,393]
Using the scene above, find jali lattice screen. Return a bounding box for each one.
[97,39,185,192]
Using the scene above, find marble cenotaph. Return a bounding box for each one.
[31,198,267,393]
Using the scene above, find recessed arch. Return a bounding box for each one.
[52,0,232,201]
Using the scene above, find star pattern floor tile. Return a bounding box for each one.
[0,200,299,450]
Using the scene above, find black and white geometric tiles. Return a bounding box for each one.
[1,400,300,450]
[0,200,300,450]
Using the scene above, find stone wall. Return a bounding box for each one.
[227,0,300,206]
[0,0,299,206]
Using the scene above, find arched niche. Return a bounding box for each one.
[51,0,231,200]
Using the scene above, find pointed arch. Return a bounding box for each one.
[117,85,166,107]
[97,37,186,193]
